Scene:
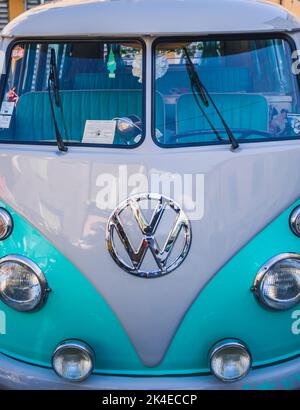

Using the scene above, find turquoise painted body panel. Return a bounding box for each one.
[0,198,300,375]
[0,200,143,373]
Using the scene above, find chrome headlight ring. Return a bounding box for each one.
[0,254,51,312]
[252,253,300,311]
[0,208,13,240]
[290,206,300,237]
[52,340,95,382]
[209,339,252,382]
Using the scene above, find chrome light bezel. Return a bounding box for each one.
[0,254,50,312]
[290,206,300,237]
[252,253,300,311]
[0,208,13,240]
[209,339,252,382]
[52,340,95,382]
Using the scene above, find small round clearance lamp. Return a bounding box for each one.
[0,208,13,240]
[290,206,300,237]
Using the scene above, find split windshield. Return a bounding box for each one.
[154,37,300,146]
[0,37,299,148]
[0,41,144,147]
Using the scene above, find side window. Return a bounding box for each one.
[0,40,145,147]
[153,37,300,147]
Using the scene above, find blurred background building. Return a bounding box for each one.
[268,0,300,16]
[1,0,300,31]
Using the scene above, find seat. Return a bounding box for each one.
[155,91,166,139]
[156,68,190,94]
[176,93,269,142]
[156,66,250,95]
[73,72,142,90]
[15,90,143,142]
[198,67,250,92]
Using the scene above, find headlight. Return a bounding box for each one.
[52,340,94,382]
[209,339,252,382]
[0,208,13,240]
[290,206,300,237]
[0,255,50,311]
[252,253,300,310]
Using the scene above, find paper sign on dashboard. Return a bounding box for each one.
[83,120,116,144]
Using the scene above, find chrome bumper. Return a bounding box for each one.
[0,352,300,390]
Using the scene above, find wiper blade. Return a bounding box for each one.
[184,48,209,108]
[183,47,239,151]
[48,48,68,153]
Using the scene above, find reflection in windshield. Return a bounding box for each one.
[154,38,300,146]
[0,41,144,147]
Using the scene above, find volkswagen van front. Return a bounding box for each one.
[0,0,300,390]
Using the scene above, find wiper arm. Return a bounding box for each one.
[183,47,239,151]
[48,48,68,153]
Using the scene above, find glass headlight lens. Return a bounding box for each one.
[253,254,300,310]
[0,255,49,311]
[52,341,94,382]
[210,339,252,382]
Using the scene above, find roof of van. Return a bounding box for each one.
[1,0,300,38]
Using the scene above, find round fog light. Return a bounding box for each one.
[52,340,94,382]
[209,339,252,382]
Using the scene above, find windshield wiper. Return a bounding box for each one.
[183,47,239,151]
[48,48,68,152]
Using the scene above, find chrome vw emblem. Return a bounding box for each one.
[106,193,192,278]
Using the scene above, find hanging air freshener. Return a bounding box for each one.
[107,49,116,79]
